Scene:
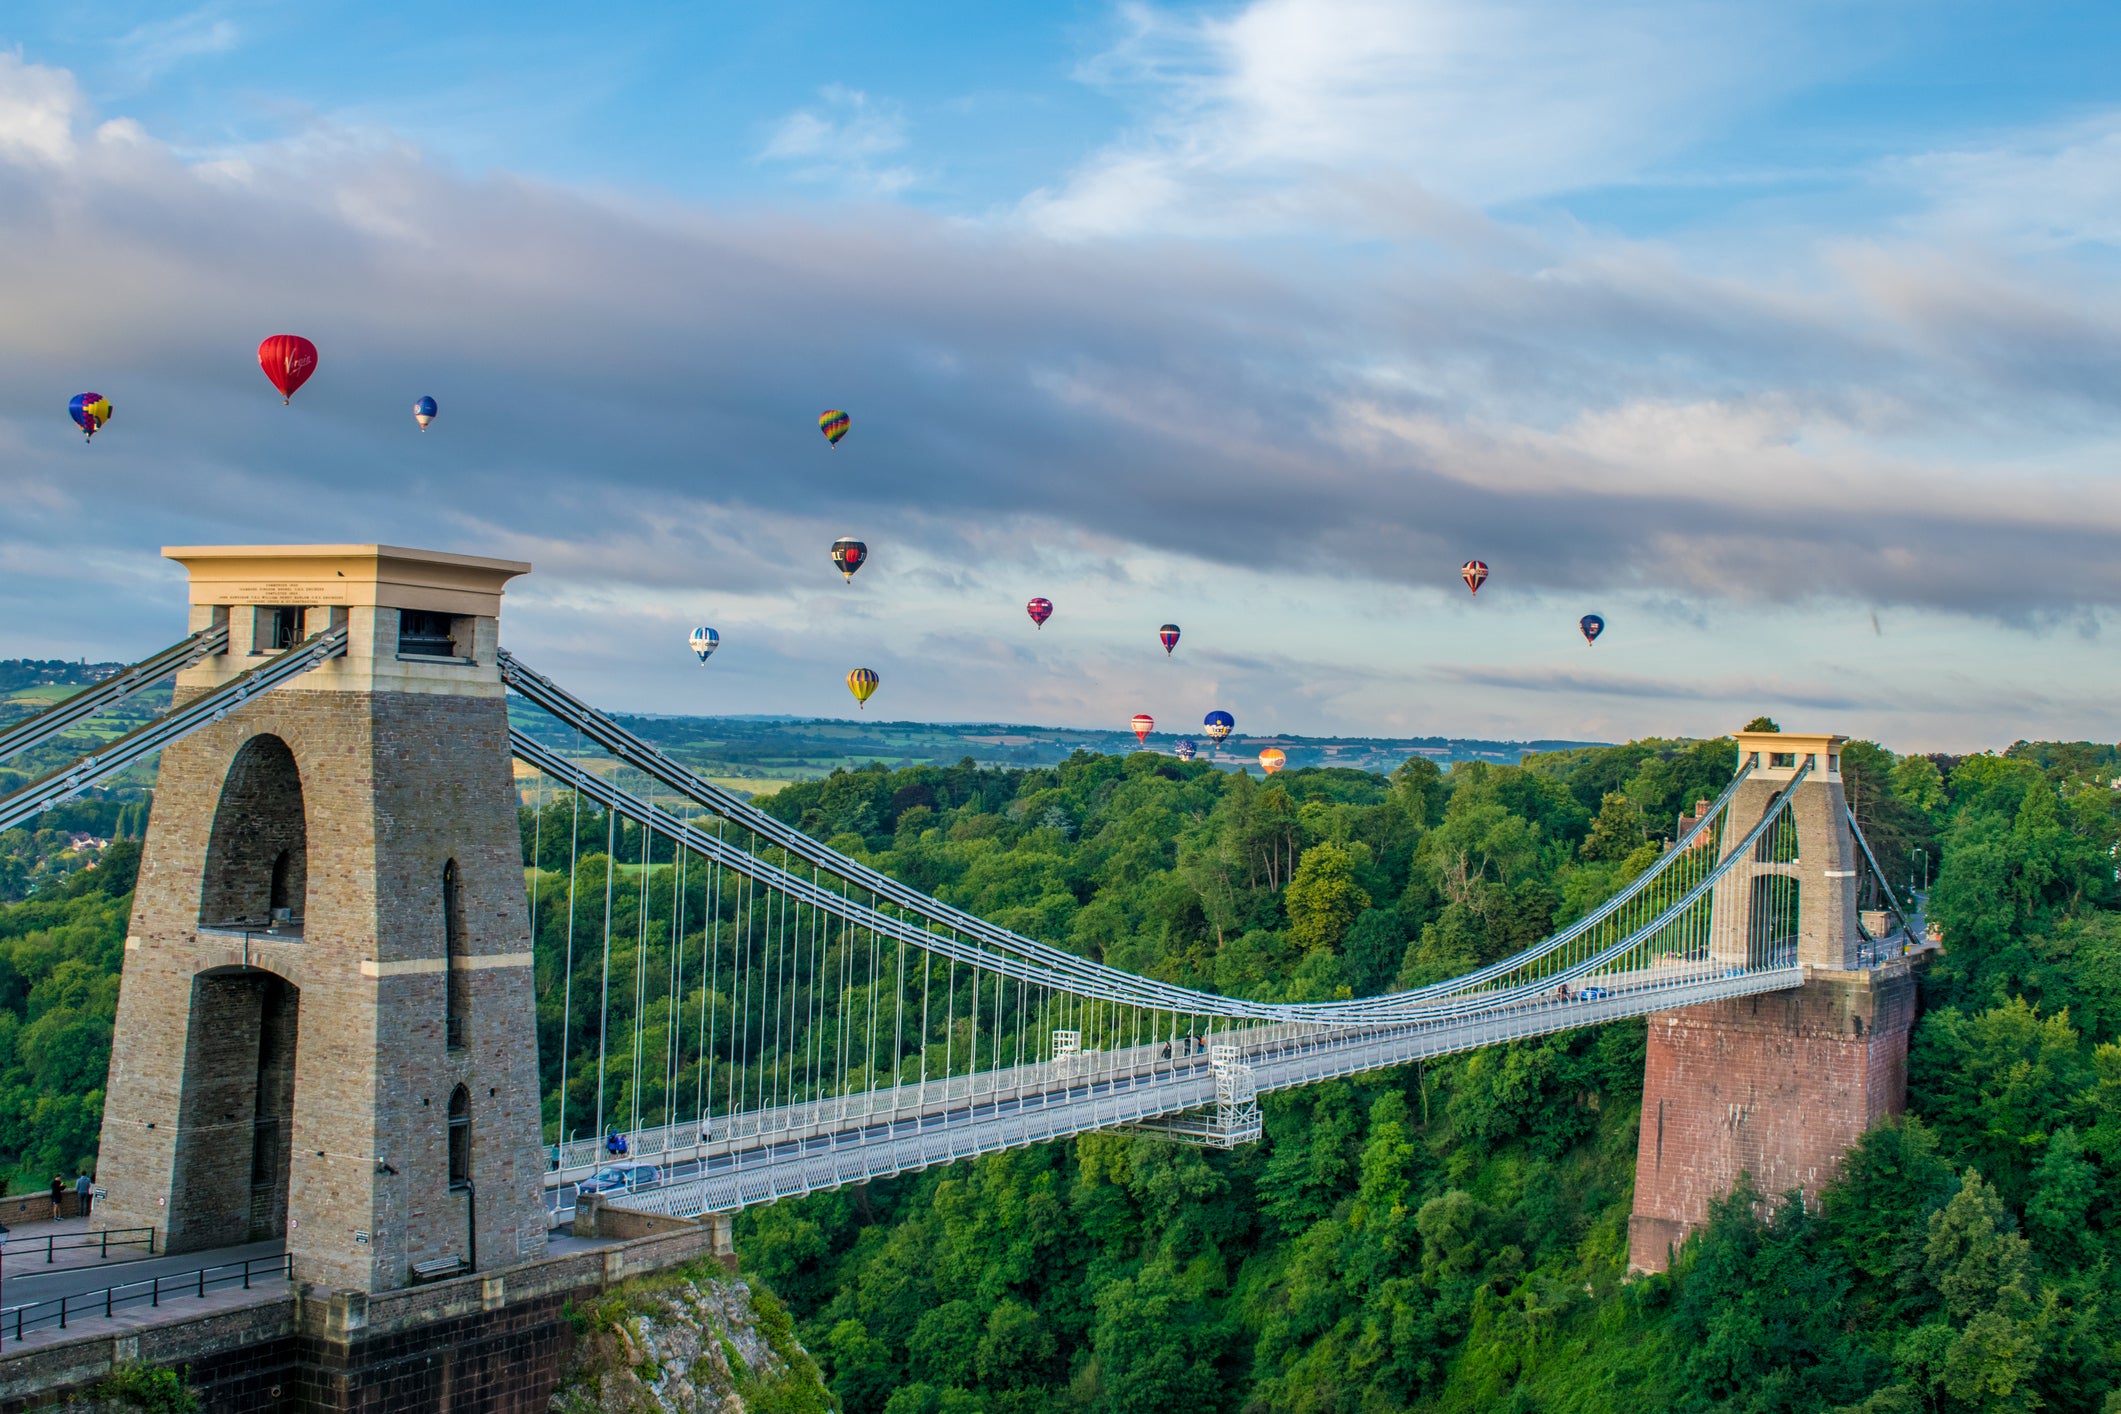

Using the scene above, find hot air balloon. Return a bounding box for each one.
[819,410,850,446]
[68,393,111,443]
[413,395,437,430]
[257,334,319,404]
[1026,597,1054,629]
[1579,614,1605,646]
[689,626,720,662]
[847,668,880,709]
[831,537,868,582]
[1158,624,1180,656]
[1130,714,1154,745]
[1259,748,1286,775]
[1461,560,1488,595]
[1202,710,1234,745]
[1174,739,1198,762]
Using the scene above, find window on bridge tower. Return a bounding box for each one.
[397,609,460,658]
[448,1085,472,1190]
[253,606,305,654]
[444,860,467,1051]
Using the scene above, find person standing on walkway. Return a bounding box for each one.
[74,1173,91,1218]
[47,1176,62,1222]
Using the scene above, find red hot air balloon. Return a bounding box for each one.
[1461,560,1488,595]
[1130,713,1154,745]
[1158,624,1180,656]
[1026,597,1053,629]
[257,335,319,404]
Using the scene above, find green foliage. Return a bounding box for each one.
[0,840,135,1185]
[81,1363,201,1413]
[732,734,2121,1413]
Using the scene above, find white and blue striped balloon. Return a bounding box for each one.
[689,626,719,662]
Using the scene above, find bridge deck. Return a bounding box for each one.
[604,961,1805,1218]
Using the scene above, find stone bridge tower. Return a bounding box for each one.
[1627,732,1920,1271]
[92,545,549,1293]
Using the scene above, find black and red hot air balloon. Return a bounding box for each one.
[831,537,868,583]
[1461,560,1488,595]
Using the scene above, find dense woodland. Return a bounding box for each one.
[0,727,2114,1410]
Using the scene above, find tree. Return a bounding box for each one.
[1580,791,1647,863]
[1744,716,1781,732]
[1285,842,1370,953]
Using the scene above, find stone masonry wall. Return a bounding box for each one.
[1627,967,1917,1272]
[94,675,546,1292]
[0,1225,725,1414]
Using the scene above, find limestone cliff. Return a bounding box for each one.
[549,1262,834,1413]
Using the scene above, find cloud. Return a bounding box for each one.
[2,34,2121,744]
[113,8,241,85]
[760,86,916,195]
[1024,0,1823,237]
[0,51,82,164]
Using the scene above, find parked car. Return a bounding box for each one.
[577,1163,661,1196]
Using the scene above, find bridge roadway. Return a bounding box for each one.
[597,957,1807,1219]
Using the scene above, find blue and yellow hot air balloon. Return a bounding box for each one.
[819,410,850,446]
[846,667,880,709]
[68,393,112,443]
[1202,710,1234,745]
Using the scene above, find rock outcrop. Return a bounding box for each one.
[549,1263,832,1413]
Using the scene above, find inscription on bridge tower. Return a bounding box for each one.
[1628,730,1920,1272]
[93,544,549,1293]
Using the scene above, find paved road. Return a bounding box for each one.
[0,1239,284,1311]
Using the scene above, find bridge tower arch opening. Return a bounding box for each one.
[168,966,299,1248]
[91,544,547,1291]
[1628,731,1922,1273]
[199,733,307,931]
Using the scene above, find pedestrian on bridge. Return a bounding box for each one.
[74,1173,92,1218]
[47,1176,62,1222]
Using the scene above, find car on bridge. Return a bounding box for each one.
[577,1163,662,1196]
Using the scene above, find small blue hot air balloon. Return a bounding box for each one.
[689,626,720,662]
[413,395,438,430]
[1579,614,1605,646]
[1202,710,1234,745]
[1174,738,1198,762]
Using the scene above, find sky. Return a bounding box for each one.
[5,2,2121,752]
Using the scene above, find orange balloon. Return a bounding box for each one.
[1259,748,1286,775]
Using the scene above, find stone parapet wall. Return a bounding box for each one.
[0,1225,723,1413]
